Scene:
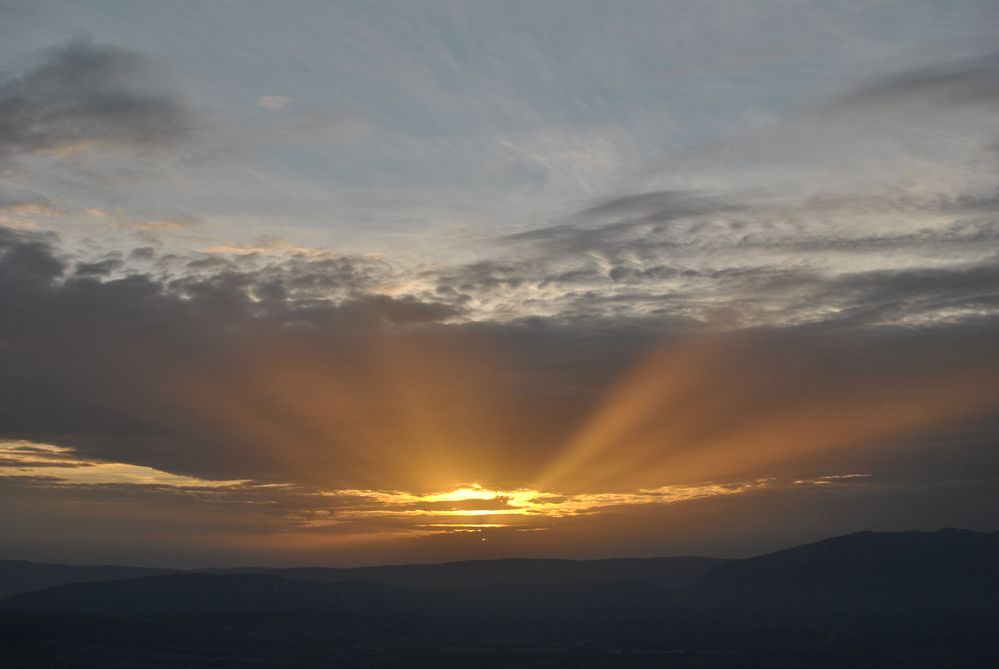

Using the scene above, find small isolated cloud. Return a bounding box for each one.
[87,210,200,234]
[205,236,316,256]
[257,95,291,110]
[126,215,199,233]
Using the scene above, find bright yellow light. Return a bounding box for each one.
[426,484,497,502]
[322,479,772,524]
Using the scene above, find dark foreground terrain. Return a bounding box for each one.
[2,529,998,667]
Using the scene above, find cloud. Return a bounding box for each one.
[534,327,999,494]
[1,226,997,499]
[0,197,61,230]
[74,257,123,277]
[0,440,244,487]
[0,436,911,558]
[0,39,193,158]
[3,27,999,563]
[830,51,999,112]
[445,42,999,323]
[257,95,290,110]
[502,190,731,253]
[427,174,999,328]
[0,227,472,484]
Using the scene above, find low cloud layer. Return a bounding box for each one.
[2,225,998,497]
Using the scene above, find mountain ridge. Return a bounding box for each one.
[4,528,998,611]
[4,528,998,667]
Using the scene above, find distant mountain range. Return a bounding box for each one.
[692,528,999,613]
[2,529,998,667]
[0,554,722,600]
[0,560,175,600]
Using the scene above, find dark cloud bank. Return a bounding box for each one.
[1,224,998,492]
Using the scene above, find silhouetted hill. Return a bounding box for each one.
[0,572,679,621]
[3,530,999,667]
[7,529,999,617]
[206,555,723,589]
[0,555,721,599]
[0,574,399,615]
[0,559,176,599]
[690,528,999,613]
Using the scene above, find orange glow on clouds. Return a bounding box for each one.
[536,334,999,493]
[163,330,999,498]
[0,441,246,487]
[8,329,995,559]
[0,438,783,539]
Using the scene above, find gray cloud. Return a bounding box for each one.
[832,51,999,111]
[1,225,998,495]
[0,228,480,483]
[461,43,999,320]
[814,261,999,326]
[503,190,733,255]
[74,257,123,277]
[431,174,999,327]
[0,39,193,158]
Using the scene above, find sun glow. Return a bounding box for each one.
[321,479,773,524]
[5,333,996,553]
[421,484,543,509]
[2,437,880,549]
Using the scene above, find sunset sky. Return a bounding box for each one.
[2,0,999,567]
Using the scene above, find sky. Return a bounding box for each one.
[1,0,999,567]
